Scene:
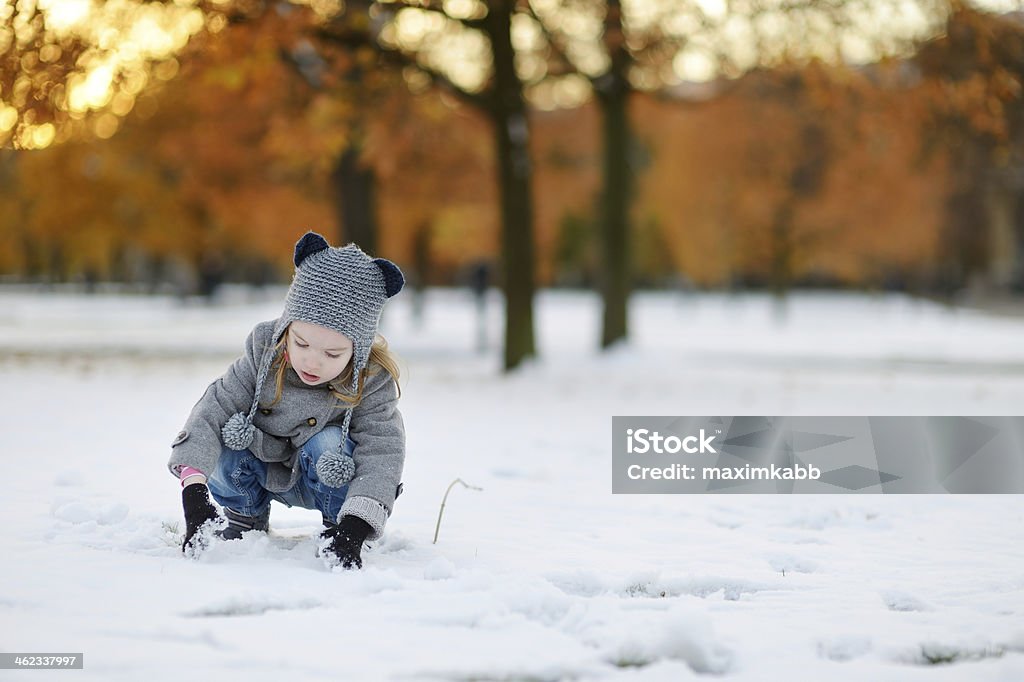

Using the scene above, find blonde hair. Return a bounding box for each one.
[262,324,401,409]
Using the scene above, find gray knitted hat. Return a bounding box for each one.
[221,231,404,486]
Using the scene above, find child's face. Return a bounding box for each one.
[286,321,354,386]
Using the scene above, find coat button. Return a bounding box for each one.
[307,417,317,427]
[260,408,272,415]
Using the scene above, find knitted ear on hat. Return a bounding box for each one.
[294,232,330,267]
[374,258,405,298]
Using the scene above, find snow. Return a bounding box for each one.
[1,286,1023,681]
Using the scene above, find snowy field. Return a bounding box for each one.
[1,286,1023,681]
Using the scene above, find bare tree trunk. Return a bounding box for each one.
[769,200,796,322]
[596,0,631,349]
[486,0,536,371]
[984,176,1022,291]
[330,139,378,253]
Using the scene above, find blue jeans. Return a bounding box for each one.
[207,425,354,524]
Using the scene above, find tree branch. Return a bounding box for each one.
[375,0,488,32]
[315,26,494,110]
[522,0,595,87]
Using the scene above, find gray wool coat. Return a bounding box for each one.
[167,319,405,539]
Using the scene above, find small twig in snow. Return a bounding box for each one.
[433,478,483,544]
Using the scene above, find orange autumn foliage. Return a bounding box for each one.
[632,62,949,288]
[5,7,1022,292]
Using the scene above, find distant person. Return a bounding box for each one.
[167,232,406,570]
[469,261,491,352]
[197,251,226,300]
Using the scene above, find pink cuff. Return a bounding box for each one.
[179,466,205,487]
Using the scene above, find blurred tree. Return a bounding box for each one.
[916,3,1024,294]
[524,0,953,345]
[530,102,600,287]
[740,67,832,307]
[0,0,204,149]
[296,0,540,368]
[193,0,539,369]
[204,0,497,279]
[180,0,398,255]
[365,0,540,370]
[633,56,949,292]
[1,2,493,290]
[366,86,495,275]
[2,0,496,294]
[7,0,1021,317]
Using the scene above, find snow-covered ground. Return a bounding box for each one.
[1,287,1023,681]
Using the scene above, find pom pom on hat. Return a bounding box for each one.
[316,450,356,488]
[222,412,256,451]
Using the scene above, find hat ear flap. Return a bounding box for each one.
[374,258,405,297]
[294,232,330,267]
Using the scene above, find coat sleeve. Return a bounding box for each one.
[337,368,406,540]
[167,321,280,479]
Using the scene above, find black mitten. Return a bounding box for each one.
[319,515,373,569]
[181,483,222,557]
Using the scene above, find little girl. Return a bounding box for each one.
[168,231,406,570]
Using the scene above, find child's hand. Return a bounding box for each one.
[181,483,223,558]
[318,515,373,570]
